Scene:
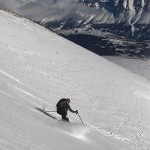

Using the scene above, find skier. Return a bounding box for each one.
[56,98,78,122]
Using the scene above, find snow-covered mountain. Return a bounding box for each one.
[40,0,150,56]
[0,0,150,56]
[104,55,150,82]
[0,8,150,150]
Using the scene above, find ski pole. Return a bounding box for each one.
[78,113,84,124]
[45,110,56,113]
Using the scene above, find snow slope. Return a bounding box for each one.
[104,56,150,82]
[0,9,150,150]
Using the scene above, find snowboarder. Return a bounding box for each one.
[56,98,78,122]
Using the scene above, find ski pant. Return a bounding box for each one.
[57,108,69,122]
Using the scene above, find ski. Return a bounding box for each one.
[35,107,60,122]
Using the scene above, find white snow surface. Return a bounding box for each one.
[104,56,150,82]
[0,9,150,150]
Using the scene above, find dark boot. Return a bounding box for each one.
[62,117,69,122]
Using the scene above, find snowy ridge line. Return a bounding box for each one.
[0,125,45,150]
[0,7,49,34]
[0,69,23,85]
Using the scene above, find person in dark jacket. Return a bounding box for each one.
[56,98,78,122]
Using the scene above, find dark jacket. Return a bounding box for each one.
[56,99,76,114]
[63,102,76,113]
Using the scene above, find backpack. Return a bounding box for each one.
[56,98,66,108]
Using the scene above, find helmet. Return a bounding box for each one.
[66,98,70,103]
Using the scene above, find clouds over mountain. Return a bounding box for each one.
[1,0,150,25]
[0,0,101,20]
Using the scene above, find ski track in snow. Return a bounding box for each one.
[90,83,150,144]
[135,91,150,100]
[0,69,23,85]
[0,69,54,108]
[11,84,53,108]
